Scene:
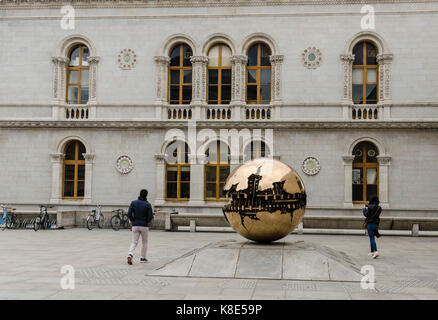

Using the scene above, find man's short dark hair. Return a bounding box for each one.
[139,189,148,200]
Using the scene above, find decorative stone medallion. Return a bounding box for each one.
[116,155,134,174]
[118,49,137,70]
[302,47,322,69]
[302,157,321,176]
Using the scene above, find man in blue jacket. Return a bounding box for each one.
[127,189,154,265]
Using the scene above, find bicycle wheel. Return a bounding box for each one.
[13,217,21,229]
[5,216,13,229]
[86,215,95,230]
[42,217,50,230]
[97,214,104,229]
[34,217,41,231]
[111,215,121,231]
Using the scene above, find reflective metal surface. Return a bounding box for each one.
[223,158,307,242]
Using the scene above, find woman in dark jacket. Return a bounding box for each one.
[363,195,382,259]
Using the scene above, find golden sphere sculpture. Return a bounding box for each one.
[222,158,307,242]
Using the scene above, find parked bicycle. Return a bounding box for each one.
[34,205,53,231]
[87,204,104,230]
[0,205,18,230]
[110,209,131,231]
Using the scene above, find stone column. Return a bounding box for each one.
[83,153,95,202]
[230,55,248,120]
[154,56,170,106]
[87,56,100,119]
[51,56,69,120]
[154,154,167,206]
[230,154,241,173]
[377,156,391,208]
[342,156,355,207]
[190,56,208,120]
[50,153,65,203]
[340,54,355,120]
[189,154,206,206]
[377,53,393,116]
[270,55,284,120]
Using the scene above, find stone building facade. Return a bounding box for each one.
[0,0,437,219]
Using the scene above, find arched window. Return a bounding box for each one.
[207,44,232,104]
[246,43,271,104]
[243,141,270,162]
[169,44,193,105]
[165,141,190,200]
[205,141,230,200]
[63,140,86,199]
[352,141,379,202]
[66,45,90,104]
[352,41,378,104]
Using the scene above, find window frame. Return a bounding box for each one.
[352,142,379,204]
[165,142,190,201]
[204,141,230,201]
[246,43,272,105]
[66,45,90,105]
[352,41,379,105]
[207,44,232,105]
[168,44,193,105]
[62,141,86,200]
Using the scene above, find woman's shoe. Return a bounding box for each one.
[368,252,374,256]
[372,251,379,259]
[127,254,133,265]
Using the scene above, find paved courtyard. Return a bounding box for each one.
[1,229,438,300]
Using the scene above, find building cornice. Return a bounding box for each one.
[1,0,437,10]
[1,120,438,129]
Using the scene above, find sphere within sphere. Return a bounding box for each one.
[222,158,307,242]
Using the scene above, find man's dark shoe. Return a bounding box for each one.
[140,258,148,263]
[376,231,381,238]
[127,255,133,265]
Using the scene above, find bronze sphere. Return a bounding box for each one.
[223,158,307,242]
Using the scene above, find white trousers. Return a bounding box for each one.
[128,226,149,258]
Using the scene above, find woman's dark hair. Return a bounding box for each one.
[369,195,379,205]
[139,189,148,201]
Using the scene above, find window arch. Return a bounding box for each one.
[352,141,379,202]
[66,44,90,104]
[169,44,193,104]
[165,141,190,200]
[207,44,232,105]
[246,43,271,104]
[62,140,86,199]
[243,140,271,162]
[352,41,378,105]
[205,141,230,200]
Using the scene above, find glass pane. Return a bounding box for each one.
[182,86,192,102]
[183,70,192,84]
[221,45,232,67]
[166,183,177,198]
[208,86,218,101]
[353,145,363,163]
[366,185,378,201]
[222,69,231,84]
[80,70,89,86]
[64,165,75,180]
[80,87,89,104]
[77,182,85,197]
[170,70,179,84]
[366,84,377,101]
[366,144,378,163]
[65,142,76,160]
[67,86,78,104]
[352,168,363,184]
[78,143,85,160]
[77,165,85,180]
[206,183,216,198]
[182,45,192,67]
[260,85,271,102]
[247,70,257,83]
[366,168,377,184]
[352,85,363,103]
[247,85,257,101]
[247,45,258,66]
[68,71,78,84]
[205,142,217,162]
[261,69,271,85]
[180,183,190,198]
[206,166,217,181]
[219,166,230,181]
[221,85,231,102]
[69,47,80,66]
[181,166,190,182]
[82,46,90,66]
[352,69,363,84]
[167,166,178,181]
[353,42,364,65]
[367,69,377,83]
[208,45,219,67]
[366,43,377,65]
[170,85,179,102]
[260,45,271,66]
[219,142,229,163]
[63,181,74,197]
[219,183,226,198]
[208,69,218,84]
[170,46,181,66]
[352,184,363,202]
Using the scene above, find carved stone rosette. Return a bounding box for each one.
[154,56,170,104]
[190,56,208,105]
[270,55,284,104]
